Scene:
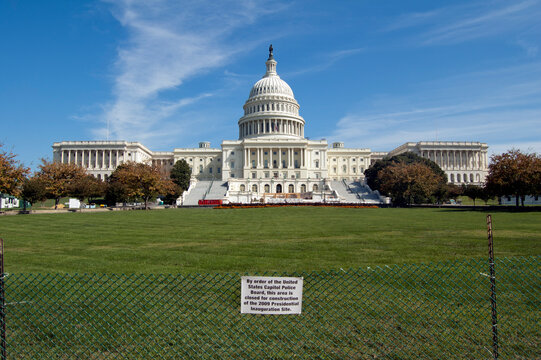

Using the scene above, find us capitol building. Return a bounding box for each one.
[53,46,489,205]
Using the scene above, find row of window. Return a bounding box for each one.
[239,184,319,193]
[331,157,365,162]
[178,157,220,163]
[332,166,365,174]
[244,102,298,115]
[230,172,322,179]
[196,165,221,174]
[250,85,289,97]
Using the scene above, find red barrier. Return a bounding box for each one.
[198,199,223,206]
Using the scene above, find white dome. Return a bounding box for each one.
[249,75,294,99]
[238,46,305,140]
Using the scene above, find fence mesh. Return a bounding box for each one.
[2,257,540,359]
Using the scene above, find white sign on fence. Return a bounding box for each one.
[240,276,303,314]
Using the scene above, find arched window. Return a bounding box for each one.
[315,160,319,168]
[470,173,474,182]
[457,174,461,182]
[264,184,270,192]
[288,184,294,193]
[252,184,258,192]
[276,184,282,193]
[450,174,455,182]
[343,165,347,173]
[300,184,306,193]
[464,173,468,183]
[240,184,245,192]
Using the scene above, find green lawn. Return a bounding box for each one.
[1,207,539,273]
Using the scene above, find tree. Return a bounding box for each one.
[462,184,484,207]
[365,152,448,205]
[485,149,540,207]
[365,152,447,192]
[106,161,164,209]
[170,159,191,192]
[378,162,443,206]
[0,144,29,210]
[37,159,87,209]
[161,179,182,205]
[446,184,463,202]
[21,176,47,211]
[69,175,106,210]
[479,186,495,206]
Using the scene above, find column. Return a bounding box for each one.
[288,149,292,168]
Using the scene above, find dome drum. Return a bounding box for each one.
[238,117,304,139]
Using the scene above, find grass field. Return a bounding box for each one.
[1,207,539,273]
[3,207,539,358]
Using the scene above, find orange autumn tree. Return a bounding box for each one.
[107,161,167,209]
[486,149,541,207]
[0,144,30,209]
[378,162,442,206]
[37,159,88,209]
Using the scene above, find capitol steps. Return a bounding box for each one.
[330,180,383,204]
[205,181,228,200]
[182,181,213,206]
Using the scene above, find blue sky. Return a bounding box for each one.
[2,0,540,170]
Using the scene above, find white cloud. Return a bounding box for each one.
[94,0,286,145]
[383,0,541,48]
[329,63,541,153]
[286,48,364,77]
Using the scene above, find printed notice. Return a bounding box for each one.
[241,276,303,314]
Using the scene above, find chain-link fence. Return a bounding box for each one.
[1,257,538,359]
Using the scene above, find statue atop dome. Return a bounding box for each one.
[268,44,274,60]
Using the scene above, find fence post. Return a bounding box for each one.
[486,215,499,359]
[0,238,5,360]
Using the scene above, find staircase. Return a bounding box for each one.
[330,180,383,204]
[205,181,228,200]
[345,181,382,203]
[182,181,213,206]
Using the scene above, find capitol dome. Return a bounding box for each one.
[238,45,305,140]
[248,72,294,99]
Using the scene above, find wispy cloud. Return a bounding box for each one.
[383,0,541,48]
[286,48,364,77]
[328,62,541,155]
[93,0,287,146]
